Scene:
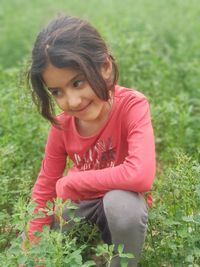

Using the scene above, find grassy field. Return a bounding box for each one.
[0,0,200,266]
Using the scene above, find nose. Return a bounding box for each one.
[66,90,82,110]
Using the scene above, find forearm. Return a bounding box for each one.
[56,156,155,201]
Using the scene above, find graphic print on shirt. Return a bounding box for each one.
[74,137,116,171]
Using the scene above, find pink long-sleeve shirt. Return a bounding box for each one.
[29,85,156,240]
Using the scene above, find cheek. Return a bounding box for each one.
[94,97,105,107]
[91,100,105,114]
[91,92,103,104]
[55,99,67,109]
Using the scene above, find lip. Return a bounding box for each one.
[71,101,93,113]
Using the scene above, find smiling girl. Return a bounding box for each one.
[27,15,156,267]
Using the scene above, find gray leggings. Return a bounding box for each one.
[52,190,148,267]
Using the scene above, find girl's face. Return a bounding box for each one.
[42,63,113,125]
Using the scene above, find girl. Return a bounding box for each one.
[27,15,156,267]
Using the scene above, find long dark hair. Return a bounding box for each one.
[28,15,119,125]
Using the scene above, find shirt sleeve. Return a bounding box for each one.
[56,96,156,202]
[28,124,67,241]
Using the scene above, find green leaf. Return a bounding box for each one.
[186,254,194,263]
[117,244,124,254]
[17,255,27,265]
[108,244,115,253]
[83,260,96,267]
[120,257,129,267]
[47,211,54,216]
[122,253,134,259]
[46,200,54,210]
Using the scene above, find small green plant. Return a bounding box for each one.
[95,243,134,267]
[0,198,134,267]
[141,152,200,266]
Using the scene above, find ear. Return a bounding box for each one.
[101,57,113,80]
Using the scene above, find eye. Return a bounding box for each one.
[73,79,85,88]
[49,89,62,97]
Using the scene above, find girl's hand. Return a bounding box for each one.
[56,177,84,202]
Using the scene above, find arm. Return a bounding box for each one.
[28,124,67,241]
[56,96,156,201]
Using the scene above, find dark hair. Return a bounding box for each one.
[28,15,119,125]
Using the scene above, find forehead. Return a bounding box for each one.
[42,64,81,88]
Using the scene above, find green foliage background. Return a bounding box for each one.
[0,0,200,266]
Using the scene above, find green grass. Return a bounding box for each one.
[0,0,200,266]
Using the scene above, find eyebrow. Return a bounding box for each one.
[47,72,84,91]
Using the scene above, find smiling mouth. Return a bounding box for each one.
[72,101,93,112]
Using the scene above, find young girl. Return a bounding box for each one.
[27,15,156,267]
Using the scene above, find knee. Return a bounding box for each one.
[103,190,148,231]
